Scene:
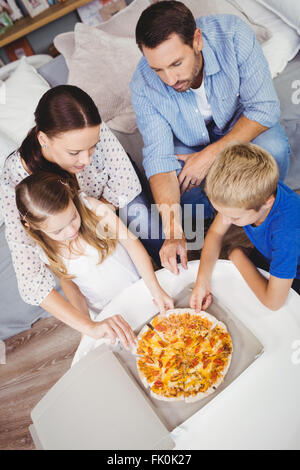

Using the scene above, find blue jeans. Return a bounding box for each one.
[119,191,164,266]
[175,120,290,181]
[174,120,290,220]
[251,122,290,181]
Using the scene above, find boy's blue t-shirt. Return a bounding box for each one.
[244,181,300,280]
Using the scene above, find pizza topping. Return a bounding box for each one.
[137,309,233,403]
[202,358,211,369]
[153,380,164,388]
[184,337,193,347]
[145,356,155,364]
[214,358,224,366]
[190,358,199,368]
[155,323,167,332]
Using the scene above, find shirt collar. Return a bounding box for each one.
[201,35,221,76]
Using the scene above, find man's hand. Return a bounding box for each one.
[159,236,188,275]
[177,145,216,194]
[189,279,212,313]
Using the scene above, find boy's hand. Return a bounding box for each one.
[190,281,212,313]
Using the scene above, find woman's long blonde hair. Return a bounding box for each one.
[15,172,116,279]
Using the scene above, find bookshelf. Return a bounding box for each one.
[0,0,92,48]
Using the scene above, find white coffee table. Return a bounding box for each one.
[72,260,300,450]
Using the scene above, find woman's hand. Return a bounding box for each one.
[189,280,212,313]
[152,288,174,315]
[89,315,137,349]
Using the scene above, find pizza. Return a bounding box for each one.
[136,308,233,402]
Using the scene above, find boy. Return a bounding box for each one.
[190,143,300,311]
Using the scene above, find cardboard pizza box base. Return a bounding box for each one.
[29,286,264,450]
[114,291,264,432]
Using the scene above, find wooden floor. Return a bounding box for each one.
[0,318,80,450]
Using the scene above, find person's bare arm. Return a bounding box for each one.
[60,278,90,317]
[149,171,187,274]
[40,288,95,336]
[190,214,231,311]
[40,288,136,346]
[178,116,268,192]
[229,247,293,310]
[86,196,174,313]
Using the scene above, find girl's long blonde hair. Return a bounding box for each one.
[15,172,116,279]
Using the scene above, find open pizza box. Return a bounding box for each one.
[29,285,264,450]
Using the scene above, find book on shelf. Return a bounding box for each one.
[0,11,13,35]
[1,0,23,20]
[47,0,64,5]
[20,0,49,18]
[15,0,29,16]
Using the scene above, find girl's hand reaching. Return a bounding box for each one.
[152,288,174,315]
[89,315,137,349]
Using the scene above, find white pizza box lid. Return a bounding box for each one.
[29,285,264,450]
[30,343,175,450]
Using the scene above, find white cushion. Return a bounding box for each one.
[0,57,50,145]
[0,130,17,170]
[67,24,142,134]
[183,0,271,43]
[0,54,52,81]
[229,0,300,77]
[256,0,300,34]
[53,32,75,69]
[96,0,151,36]
[54,0,151,66]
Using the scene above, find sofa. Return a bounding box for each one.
[0,0,300,339]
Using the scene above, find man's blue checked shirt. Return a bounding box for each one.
[130,14,280,179]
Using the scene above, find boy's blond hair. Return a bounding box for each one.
[205,143,279,211]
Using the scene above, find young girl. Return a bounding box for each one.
[15,172,173,347]
[1,85,163,340]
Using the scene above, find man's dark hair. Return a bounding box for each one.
[135,1,196,51]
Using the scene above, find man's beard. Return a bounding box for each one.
[173,51,203,93]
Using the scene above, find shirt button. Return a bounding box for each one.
[195,109,199,113]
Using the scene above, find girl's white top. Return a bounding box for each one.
[0,122,141,305]
[37,194,140,314]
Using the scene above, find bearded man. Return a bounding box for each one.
[130,1,290,274]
